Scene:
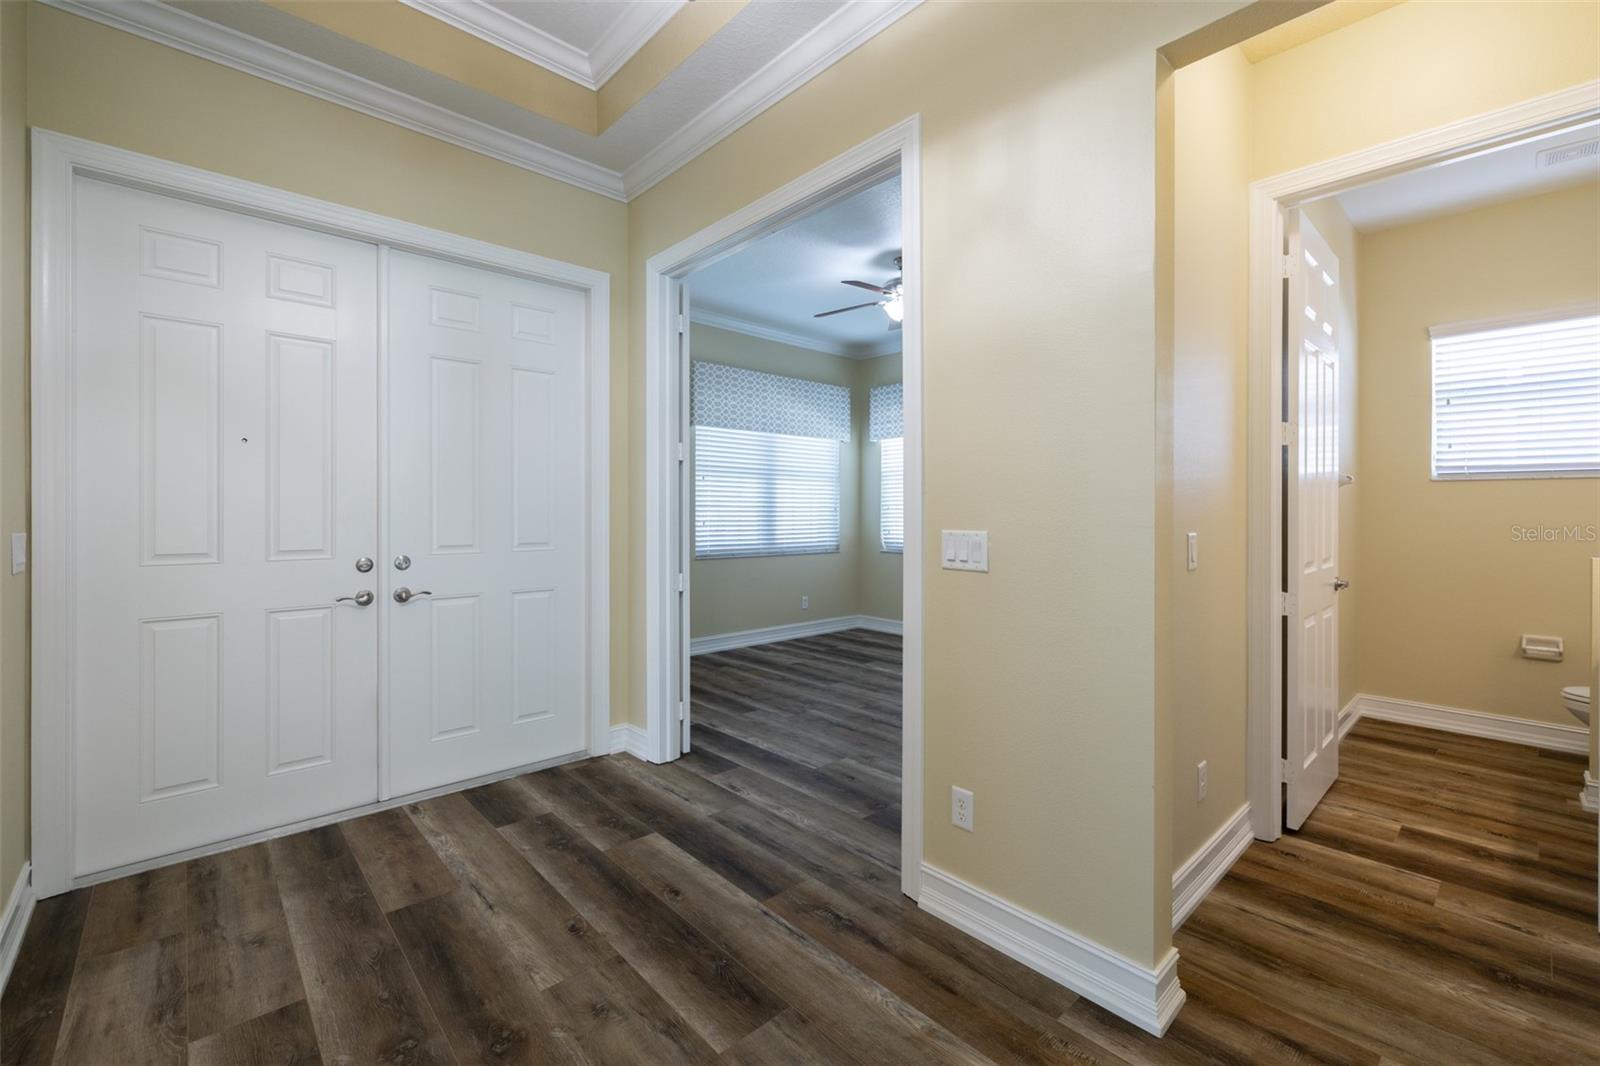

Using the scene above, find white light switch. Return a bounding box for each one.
[9,533,23,576]
[1186,532,1198,572]
[941,530,988,572]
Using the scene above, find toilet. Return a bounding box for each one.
[1563,685,1590,727]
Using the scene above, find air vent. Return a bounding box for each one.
[1537,138,1600,169]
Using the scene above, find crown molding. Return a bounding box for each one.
[42,0,628,200]
[398,0,684,90]
[691,307,899,360]
[620,0,923,198]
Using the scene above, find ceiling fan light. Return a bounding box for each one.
[882,295,904,323]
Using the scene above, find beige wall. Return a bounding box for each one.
[1299,195,1361,712]
[1356,182,1600,726]
[858,352,904,622]
[1169,46,1250,870]
[1,0,29,900]
[630,0,1250,966]
[688,325,902,638]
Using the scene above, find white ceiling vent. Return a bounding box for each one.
[1537,138,1600,169]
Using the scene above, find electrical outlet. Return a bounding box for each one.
[1197,760,1208,801]
[951,786,973,832]
[800,595,809,610]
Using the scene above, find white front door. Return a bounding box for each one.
[72,179,380,877]
[1284,209,1343,830]
[385,251,588,795]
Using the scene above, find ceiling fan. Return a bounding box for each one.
[815,255,903,329]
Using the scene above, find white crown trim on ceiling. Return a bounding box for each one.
[41,0,923,203]
[692,307,900,360]
[398,0,685,91]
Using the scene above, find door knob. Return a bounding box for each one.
[393,587,432,604]
[354,556,374,573]
[1333,578,1350,592]
[336,590,375,607]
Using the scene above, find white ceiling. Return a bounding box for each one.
[690,174,902,359]
[1335,121,1600,231]
[403,0,685,89]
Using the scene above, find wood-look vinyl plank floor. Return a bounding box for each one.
[4,631,1595,1064]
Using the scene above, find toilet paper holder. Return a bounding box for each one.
[1520,634,1563,662]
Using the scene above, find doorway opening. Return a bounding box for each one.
[642,119,924,898]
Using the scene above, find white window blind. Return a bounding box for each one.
[694,427,840,558]
[880,436,904,553]
[1430,311,1600,479]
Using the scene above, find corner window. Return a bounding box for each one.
[879,436,905,553]
[1430,311,1600,479]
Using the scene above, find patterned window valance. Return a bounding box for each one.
[692,361,851,442]
[868,381,903,441]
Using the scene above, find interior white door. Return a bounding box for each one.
[72,178,380,877]
[1284,209,1343,830]
[386,251,588,794]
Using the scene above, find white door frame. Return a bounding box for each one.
[30,129,612,896]
[643,117,925,899]
[1244,82,1600,840]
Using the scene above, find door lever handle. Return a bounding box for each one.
[393,587,432,604]
[1333,578,1350,592]
[336,590,375,607]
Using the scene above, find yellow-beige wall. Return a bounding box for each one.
[687,327,903,639]
[1356,182,1600,726]
[1,0,29,901]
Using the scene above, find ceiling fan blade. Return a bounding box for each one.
[842,280,891,295]
[814,301,881,318]
[887,320,902,332]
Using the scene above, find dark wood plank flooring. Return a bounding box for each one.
[3,630,1596,1064]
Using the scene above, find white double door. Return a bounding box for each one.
[71,179,586,878]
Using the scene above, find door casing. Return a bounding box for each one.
[1244,82,1600,841]
[30,129,612,896]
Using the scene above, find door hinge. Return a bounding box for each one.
[676,312,687,333]
[676,441,686,463]
[1279,253,1296,279]
[677,700,687,722]
[1277,591,1294,617]
[1278,421,1294,447]
[1280,756,1294,778]
[676,573,686,593]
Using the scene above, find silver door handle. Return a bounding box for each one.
[393,587,432,604]
[1333,578,1350,592]
[336,590,375,607]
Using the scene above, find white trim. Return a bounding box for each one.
[1170,803,1252,932]
[608,724,655,762]
[1349,694,1589,754]
[1338,695,1362,741]
[40,0,629,201]
[689,307,900,360]
[1246,79,1600,841]
[1427,302,1600,340]
[919,864,1185,1037]
[67,750,590,892]
[645,117,923,898]
[1580,771,1598,815]
[0,863,35,997]
[398,0,684,91]
[689,614,902,656]
[620,1,923,198]
[29,129,612,896]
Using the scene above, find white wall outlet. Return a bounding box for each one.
[800,595,809,610]
[1197,760,1208,801]
[1186,532,1198,572]
[940,530,989,572]
[8,532,24,576]
[951,786,974,831]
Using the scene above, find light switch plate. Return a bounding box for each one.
[1186,532,1198,572]
[941,530,988,572]
[8,533,23,576]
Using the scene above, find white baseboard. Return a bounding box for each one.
[0,862,35,997]
[689,614,902,655]
[1337,696,1362,740]
[1171,804,1252,932]
[918,863,1184,1036]
[1349,694,1588,754]
[608,723,654,762]
[1581,771,1598,815]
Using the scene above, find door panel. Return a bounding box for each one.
[386,251,587,794]
[72,179,380,877]
[1285,210,1342,830]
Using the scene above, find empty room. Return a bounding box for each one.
[0,1,1597,1064]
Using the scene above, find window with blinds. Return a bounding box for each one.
[880,436,904,552]
[1430,311,1600,480]
[693,427,840,557]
